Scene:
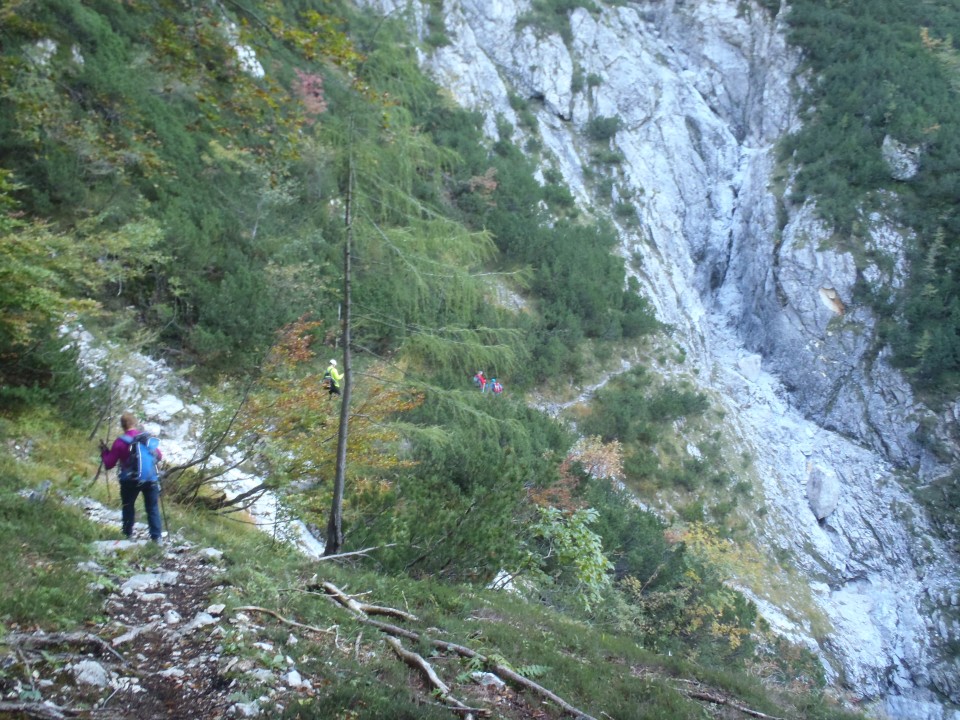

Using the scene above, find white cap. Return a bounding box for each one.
[329,359,337,366]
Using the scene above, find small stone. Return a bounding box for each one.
[92,539,147,554]
[231,701,261,718]
[471,671,506,689]
[182,612,218,632]
[286,633,298,646]
[74,660,110,687]
[248,668,274,683]
[112,622,157,647]
[284,669,303,688]
[120,571,179,596]
[199,547,224,561]
[159,667,185,678]
[206,603,226,616]
[164,610,182,625]
[140,593,166,602]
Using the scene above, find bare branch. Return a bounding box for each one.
[321,581,418,622]
[232,606,337,636]
[684,690,787,720]
[315,543,397,563]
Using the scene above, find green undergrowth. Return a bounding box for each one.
[0,410,864,720]
[196,519,856,720]
[0,415,103,629]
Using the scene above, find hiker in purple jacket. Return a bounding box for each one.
[100,412,164,542]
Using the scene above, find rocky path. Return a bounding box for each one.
[0,496,310,719]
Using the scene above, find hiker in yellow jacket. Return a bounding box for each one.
[324,359,343,397]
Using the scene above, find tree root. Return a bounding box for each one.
[322,582,598,720]
[386,636,491,719]
[3,632,126,665]
[233,606,338,636]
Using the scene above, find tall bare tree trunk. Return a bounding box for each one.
[325,153,354,555]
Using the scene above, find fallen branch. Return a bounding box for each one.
[4,632,126,665]
[0,701,126,719]
[321,581,419,622]
[315,543,397,562]
[322,583,597,720]
[386,636,490,719]
[0,701,66,719]
[233,606,337,636]
[684,690,786,720]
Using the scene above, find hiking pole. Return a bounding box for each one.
[159,491,169,538]
[87,371,116,442]
[158,465,170,538]
[86,457,104,489]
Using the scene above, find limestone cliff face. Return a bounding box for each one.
[360,0,960,717]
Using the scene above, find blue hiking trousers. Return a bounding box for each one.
[119,481,163,541]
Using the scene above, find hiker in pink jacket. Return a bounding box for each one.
[100,412,164,542]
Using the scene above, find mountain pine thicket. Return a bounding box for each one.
[1,0,957,716]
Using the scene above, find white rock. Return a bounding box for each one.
[231,701,261,718]
[164,610,182,625]
[182,612,218,632]
[737,354,762,383]
[806,465,842,520]
[206,603,226,616]
[73,660,110,687]
[92,539,148,554]
[471,671,506,689]
[121,571,179,596]
[142,393,185,422]
[283,669,304,688]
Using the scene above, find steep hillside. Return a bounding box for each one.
[1,0,958,719]
[351,0,960,717]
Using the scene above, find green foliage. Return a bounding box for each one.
[528,506,614,610]
[517,0,599,44]
[585,115,622,142]
[0,437,101,628]
[913,467,960,546]
[0,177,165,387]
[354,390,571,581]
[779,0,960,395]
[579,367,707,444]
[0,0,348,370]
